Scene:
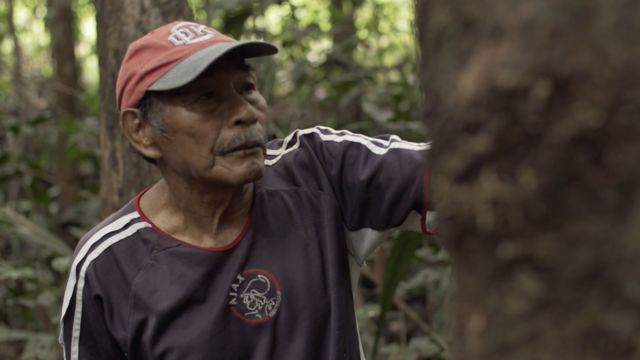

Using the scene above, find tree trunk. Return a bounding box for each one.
[328,0,363,128]
[6,0,27,203]
[418,0,640,359]
[46,0,81,240]
[94,0,192,215]
[6,0,24,114]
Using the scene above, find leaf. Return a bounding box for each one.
[50,256,71,274]
[0,207,72,256]
[370,230,423,360]
[0,264,36,281]
[363,100,394,123]
[0,326,52,342]
[0,326,58,360]
[408,336,443,357]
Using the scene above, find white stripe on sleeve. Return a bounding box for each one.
[59,211,140,353]
[265,126,430,166]
[69,221,151,360]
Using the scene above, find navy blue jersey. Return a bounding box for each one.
[60,127,431,360]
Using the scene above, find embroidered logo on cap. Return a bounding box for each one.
[168,22,216,46]
[228,269,282,323]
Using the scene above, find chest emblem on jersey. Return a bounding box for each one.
[228,269,282,323]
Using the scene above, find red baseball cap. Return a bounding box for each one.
[115,21,278,111]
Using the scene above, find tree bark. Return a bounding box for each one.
[46,0,81,237]
[418,0,640,359]
[94,0,192,215]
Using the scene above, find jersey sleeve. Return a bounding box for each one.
[60,278,127,360]
[266,126,431,232]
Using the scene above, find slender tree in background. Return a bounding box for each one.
[418,0,640,359]
[6,0,24,113]
[327,0,363,127]
[46,0,81,242]
[94,0,192,215]
[5,0,26,204]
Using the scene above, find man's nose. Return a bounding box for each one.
[229,97,260,127]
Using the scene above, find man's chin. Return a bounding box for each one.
[225,161,265,186]
[240,161,265,180]
[226,170,264,188]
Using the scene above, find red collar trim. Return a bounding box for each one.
[133,187,251,252]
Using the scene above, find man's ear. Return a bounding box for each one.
[120,108,162,161]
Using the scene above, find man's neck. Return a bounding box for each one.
[140,178,254,248]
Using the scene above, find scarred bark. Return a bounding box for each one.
[418,0,640,359]
[94,0,192,215]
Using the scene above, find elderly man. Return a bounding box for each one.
[60,21,430,360]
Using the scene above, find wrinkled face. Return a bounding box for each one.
[150,56,269,187]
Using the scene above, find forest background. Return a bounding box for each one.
[4,0,639,359]
[0,0,448,359]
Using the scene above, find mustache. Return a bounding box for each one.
[215,126,268,155]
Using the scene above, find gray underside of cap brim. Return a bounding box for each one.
[148,41,278,91]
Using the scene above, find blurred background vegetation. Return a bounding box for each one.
[0,0,449,358]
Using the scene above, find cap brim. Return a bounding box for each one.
[148,41,278,91]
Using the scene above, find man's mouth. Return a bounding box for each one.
[216,126,269,156]
[221,142,265,155]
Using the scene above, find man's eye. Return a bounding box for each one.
[194,92,218,103]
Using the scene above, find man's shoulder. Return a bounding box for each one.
[260,127,337,190]
[72,199,152,264]
[60,198,157,341]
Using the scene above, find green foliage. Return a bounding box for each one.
[189,0,424,139]
[372,231,423,359]
[0,1,100,356]
[364,232,450,360]
[0,207,70,359]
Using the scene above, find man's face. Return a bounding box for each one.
[150,56,269,187]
